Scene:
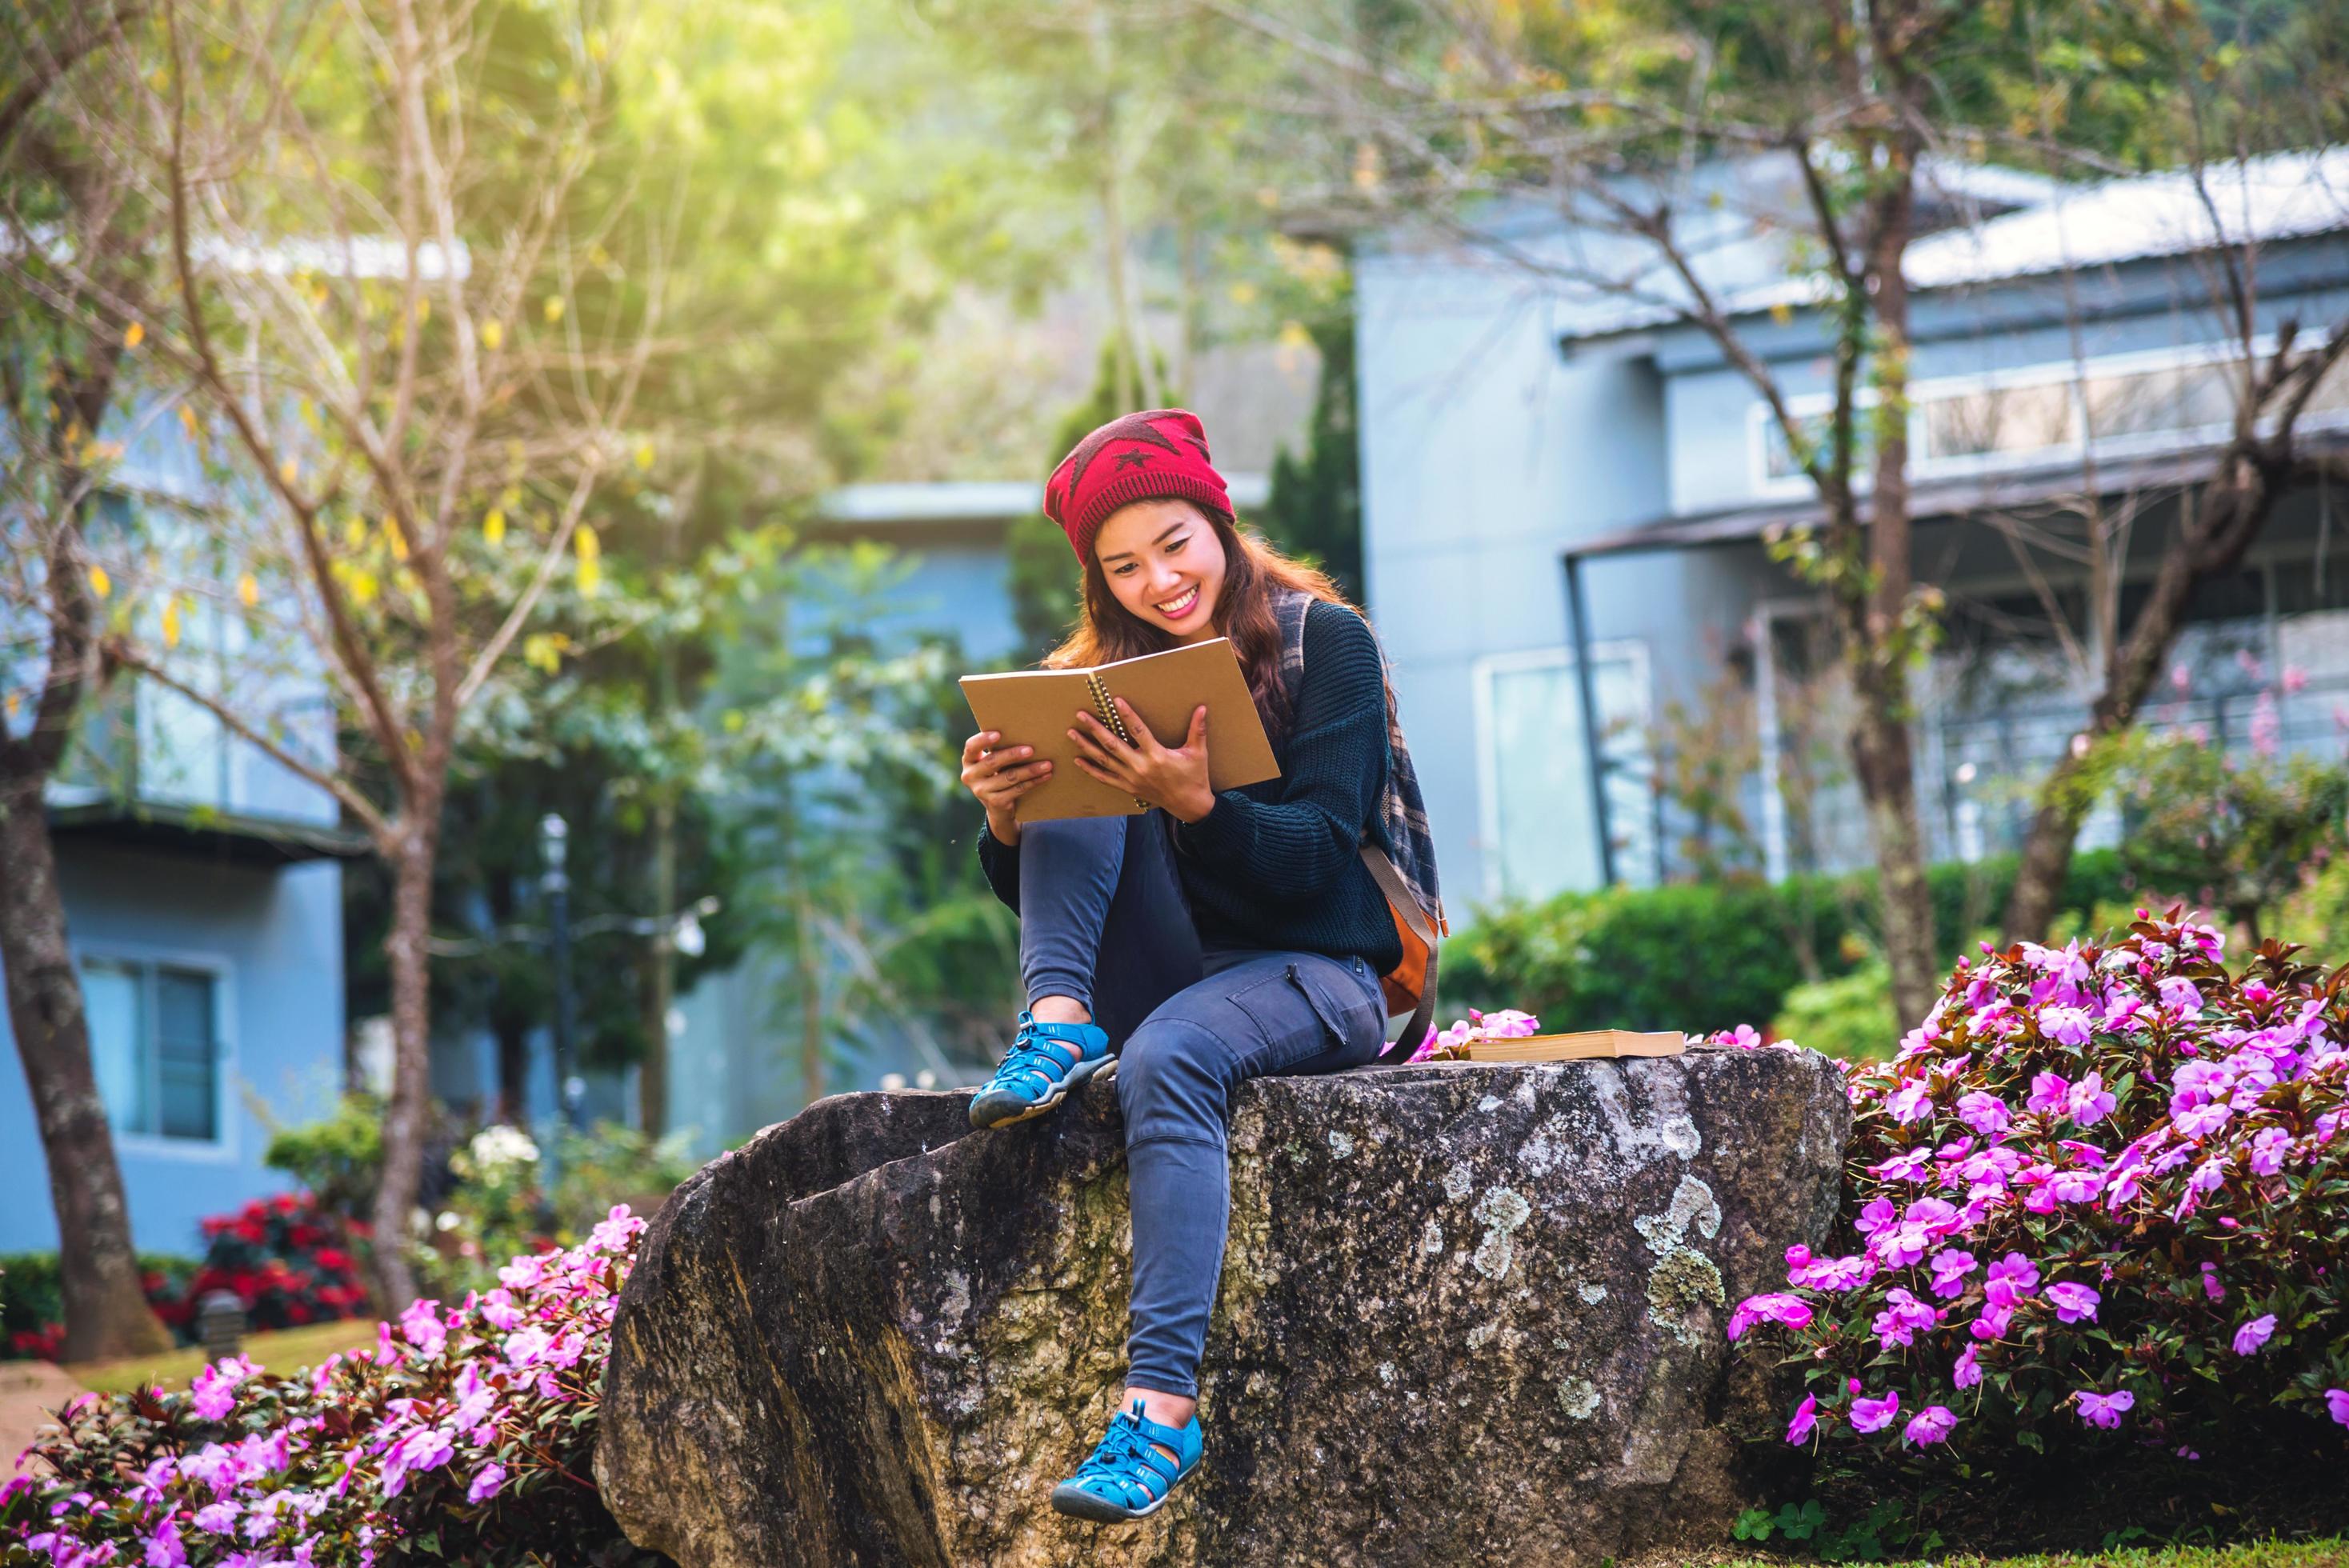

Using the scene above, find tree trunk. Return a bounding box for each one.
[494,1015,530,1126]
[639,790,675,1138]
[797,885,824,1111]
[367,814,441,1311]
[1851,691,1940,1025]
[1853,134,1939,1028]
[0,778,173,1362]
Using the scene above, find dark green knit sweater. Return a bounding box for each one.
[977,599,1403,971]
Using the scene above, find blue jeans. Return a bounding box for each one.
[1014,812,1387,1399]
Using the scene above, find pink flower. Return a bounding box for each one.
[2325,1388,2349,1427]
[1788,1252,1875,1292]
[1886,1081,1935,1124]
[466,1462,506,1504]
[2066,1072,2116,1126]
[188,1354,257,1423]
[1870,1146,1935,1182]
[2027,1071,2071,1114]
[1903,1405,1958,1446]
[2039,1006,2094,1047]
[400,1298,447,1357]
[1727,1293,1813,1341]
[2046,1281,2100,1323]
[1984,1252,2039,1302]
[1872,1288,1939,1350]
[2075,1388,2135,1428]
[1952,1344,1982,1388]
[145,1520,187,1568]
[1855,1197,1898,1237]
[1849,1390,1900,1434]
[2248,1127,2293,1176]
[2231,1314,2277,1355]
[1927,1249,1978,1298]
[2046,1167,2104,1205]
[1955,1092,2011,1137]
[1786,1393,1818,1445]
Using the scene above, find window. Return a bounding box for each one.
[1921,381,2077,462]
[1474,645,1654,902]
[82,958,221,1142]
[1753,338,2349,491]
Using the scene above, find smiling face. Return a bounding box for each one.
[1091,498,1229,642]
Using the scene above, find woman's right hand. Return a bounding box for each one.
[960,730,1051,845]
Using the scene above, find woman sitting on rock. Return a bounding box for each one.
[957,406,1441,1523]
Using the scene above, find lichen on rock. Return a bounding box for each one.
[597,1046,1849,1567]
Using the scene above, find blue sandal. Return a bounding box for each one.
[1050,1397,1203,1522]
[967,1010,1112,1130]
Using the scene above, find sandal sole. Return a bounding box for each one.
[969,1052,1114,1130]
[1050,1478,1172,1522]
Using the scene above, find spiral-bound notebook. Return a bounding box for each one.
[959,638,1280,821]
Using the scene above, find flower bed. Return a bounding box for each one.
[1726,909,2349,1466]
[2,1208,656,1567]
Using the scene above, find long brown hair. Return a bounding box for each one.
[1044,505,1352,742]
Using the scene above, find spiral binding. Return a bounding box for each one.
[1084,674,1146,809]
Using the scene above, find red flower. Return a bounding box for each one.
[313,1247,352,1272]
[270,1192,301,1215]
[284,1303,312,1325]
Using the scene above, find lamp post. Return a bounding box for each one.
[539,814,582,1134]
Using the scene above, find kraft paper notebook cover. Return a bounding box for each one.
[1455,1030,1687,1063]
[959,638,1280,822]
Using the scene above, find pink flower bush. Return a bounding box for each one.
[2,1207,655,1566]
[1727,911,2349,1460]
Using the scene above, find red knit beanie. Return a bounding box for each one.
[1043,407,1231,562]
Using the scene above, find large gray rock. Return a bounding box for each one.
[596,1046,1849,1567]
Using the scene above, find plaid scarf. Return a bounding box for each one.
[1271,588,1444,928]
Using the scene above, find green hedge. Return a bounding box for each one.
[1,1251,198,1360]
[1442,849,2134,1036]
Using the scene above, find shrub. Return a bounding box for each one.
[413,1121,694,1301]
[0,1255,198,1363]
[0,1209,658,1567]
[263,1095,386,1229]
[1726,908,2349,1471]
[2112,731,2349,939]
[1772,958,1900,1064]
[1447,849,2132,1035]
[185,1192,372,1335]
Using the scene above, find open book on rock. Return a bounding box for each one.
[959,638,1280,822]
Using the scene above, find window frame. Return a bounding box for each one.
[74,943,238,1162]
[1470,638,1654,903]
[1745,332,2349,500]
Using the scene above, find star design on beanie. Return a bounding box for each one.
[1064,411,1184,493]
[1113,450,1153,470]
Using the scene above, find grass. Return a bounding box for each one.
[1703,1544,2349,1568]
[64,1318,378,1395]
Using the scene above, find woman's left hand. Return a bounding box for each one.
[1070,700,1216,823]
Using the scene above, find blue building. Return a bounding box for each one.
[1355,150,2349,910]
[1,419,356,1258]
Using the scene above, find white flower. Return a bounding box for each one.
[468,1124,540,1169]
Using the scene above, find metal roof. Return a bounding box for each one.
[1729,147,2349,321]
[1567,430,2349,560]
[1555,147,2349,346]
[817,472,1275,527]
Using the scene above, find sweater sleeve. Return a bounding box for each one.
[975,819,1020,910]
[1172,600,1389,901]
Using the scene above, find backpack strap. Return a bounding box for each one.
[1360,845,1440,1066]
